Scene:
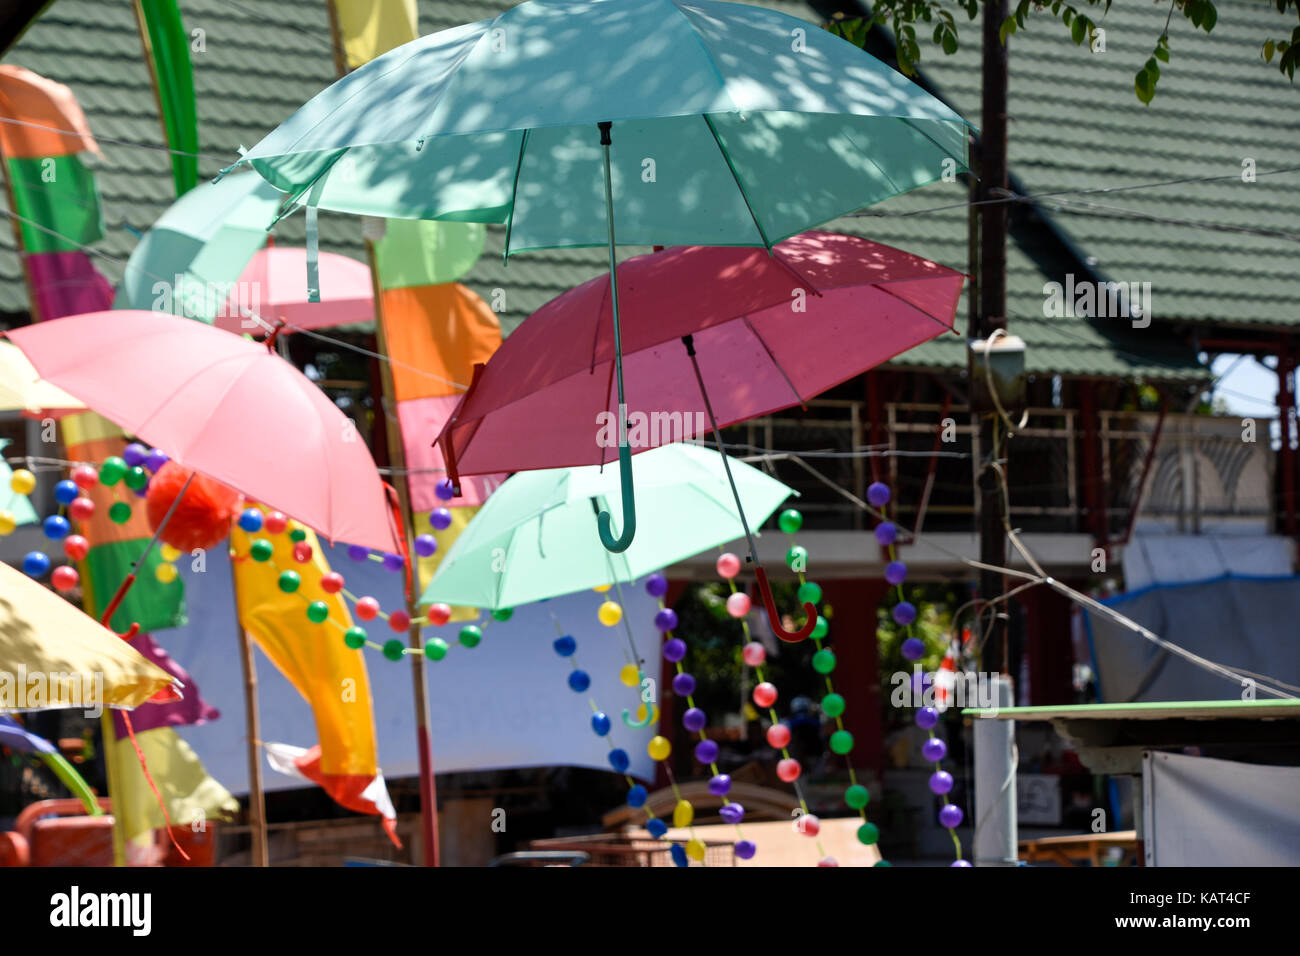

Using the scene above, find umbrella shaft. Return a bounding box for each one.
[599,123,626,415]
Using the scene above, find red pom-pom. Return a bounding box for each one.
[145,461,240,552]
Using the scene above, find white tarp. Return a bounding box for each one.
[1122,533,1291,591]
[1143,751,1300,866]
[162,539,659,793]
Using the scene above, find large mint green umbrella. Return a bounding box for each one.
[420,442,793,611]
[237,0,971,556]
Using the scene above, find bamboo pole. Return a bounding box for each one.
[233,577,270,867]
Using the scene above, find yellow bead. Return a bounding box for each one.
[619,663,640,686]
[9,469,35,496]
[593,583,611,593]
[160,544,182,562]
[597,600,622,627]
[673,799,694,828]
[647,735,671,761]
[636,703,660,724]
[154,562,178,584]
[0,510,14,535]
[686,838,706,861]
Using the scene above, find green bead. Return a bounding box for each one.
[459,625,482,648]
[250,539,274,562]
[343,627,367,649]
[812,648,836,674]
[382,639,406,661]
[98,456,127,486]
[123,466,148,491]
[491,607,513,622]
[289,528,307,542]
[424,638,449,661]
[785,545,807,571]
[306,601,329,623]
[845,784,870,809]
[797,581,822,605]
[777,508,803,534]
[856,822,880,846]
[108,501,132,524]
[811,616,829,640]
[277,570,301,594]
[873,859,893,867]
[830,729,854,755]
[822,693,846,718]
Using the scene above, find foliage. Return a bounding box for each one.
[876,582,964,715]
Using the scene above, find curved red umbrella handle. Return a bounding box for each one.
[754,566,818,643]
[99,573,141,640]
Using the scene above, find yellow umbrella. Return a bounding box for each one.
[0,340,84,414]
[0,560,176,711]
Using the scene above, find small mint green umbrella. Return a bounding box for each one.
[420,442,793,611]
[238,0,971,555]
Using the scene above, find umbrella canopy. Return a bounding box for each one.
[6,311,399,553]
[0,340,82,414]
[421,442,793,609]
[114,172,282,324]
[439,231,964,477]
[0,560,176,712]
[212,246,374,335]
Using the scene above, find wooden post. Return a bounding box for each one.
[232,575,270,867]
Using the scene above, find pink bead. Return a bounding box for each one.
[389,609,411,632]
[427,603,452,627]
[766,724,791,749]
[355,596,380,621]
[817,856,839,867]
[725,592,751,618]
[752,681,778,708]
[742,641,766,667]
[777,758,802,783]
[796,814,821,837]
[263,512,288,534]
[51,565,79,592]
[320,572,344,594]
[716,552,741,579]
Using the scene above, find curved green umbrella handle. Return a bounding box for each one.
[39,751,102,817]
[621,671,654,728]
[597,441,636,552]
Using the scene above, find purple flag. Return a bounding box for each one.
[112,633,219,737]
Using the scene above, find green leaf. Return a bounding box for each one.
[1201,2,1217,32]
[1264,39,1276,62]
[1145,56,1160,79]
[1000,15,1016,44]
[942,28,958,55]
[1062,7,1074,27]
[1134,67,1154,105]
[1071,15,1086,45]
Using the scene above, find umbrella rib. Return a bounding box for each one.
[502,129,531,261]
[701,114,771,250]
[869,282,962,333]
[741,316,806,408]
[839,125,906,203]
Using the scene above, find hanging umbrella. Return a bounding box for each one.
[234,0,972,554]
[0,715,102,815]
[212,245,374,336]
[437,231,965,640]
[422,442,793,610]
[5,311,399,555]
[0,340,83,415]
[0,559,176,712]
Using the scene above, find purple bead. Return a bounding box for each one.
[382,552,405,572]
[951,859,973,867]
[884,560,907,586]
[413,534,437,558]
[901,637,925,661]
[734,840,757,860]
[662,637,687,662]
[867,482,891,508]
[892,601,917,625]
[654,608,678,631]
[122,442,148,468]
[672,672,696,697]
[694,739,719,764]
[911,670,933,693]
[347,544,369,562]
[930,770,954,795]
[938,803,964,828]
[922,737,948,762]
[434,478,456,501]
[707,773,732,796]
[144,449,169,473]
[719,802,745,824]
[683,707,706,732]
[916,706,940,730]
[644,572,668,597]
[430,507,453,531]
[874,521,897,546]
[132,482,150,498]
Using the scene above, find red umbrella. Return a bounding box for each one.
[438,231,965,641]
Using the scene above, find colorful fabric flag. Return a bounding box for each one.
[374,218,485,289]
[230,515,396,838]
[136,0,199,196]
[333,0,418,70]
[111,633,219,737]
[26,251,114,321]
[265,742,398,845]
[110,726,238,841]
[0,65,100,158]
[7,153,104,253]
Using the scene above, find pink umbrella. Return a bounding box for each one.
[7,311,399,554]
[438,231,964,640]
[214,246,374,336]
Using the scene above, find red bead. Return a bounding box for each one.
[795,814,821,837]
[51,566,79,592]
[752,681,778,708]
[766,723,791,749]
[320,572,345,594]
[68,497,95,521]
[292,541,312,564]
[63,534,89,561]
[71,466,98,491]
[777,758,802,783]
[263,511,288,534]
[355,596,380,621]
[389,609,411,632]
[426,603,452,627]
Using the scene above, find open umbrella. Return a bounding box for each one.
[0,559,175,712]
[236,0,971,553]
[438,231,965,640]
[5,311,399,555]
[212,245,374,336]
[0,340,82,415]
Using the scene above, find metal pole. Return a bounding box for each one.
[973,676,1017,866]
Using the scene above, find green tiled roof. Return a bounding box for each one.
[0,0,1242,382]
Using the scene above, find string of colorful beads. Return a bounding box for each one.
[868,481,968,867]
[775,506,885,867]
[647,572,748,865]
[717,544,833,866]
